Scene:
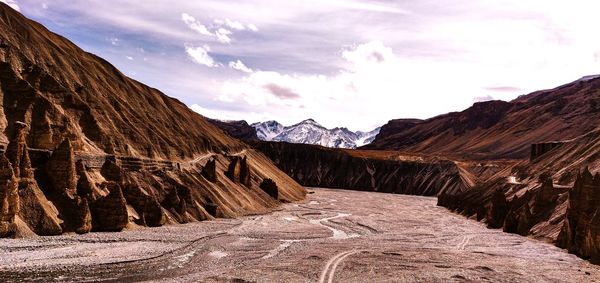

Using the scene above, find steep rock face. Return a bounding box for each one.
[253,141,471,196]
[438,146,600,263]
[0,154,17,237]
[90,182,128,232]
[0,4,305,237]
[45,139,92,234]
[558,169,600,262]
[367,78,600,160]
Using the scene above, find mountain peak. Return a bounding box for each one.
[252,120,381,149]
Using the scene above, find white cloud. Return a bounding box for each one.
[185,45,218,67]
[182,13,257,44]
[247,24,259,32]
[181,13,213,37]
[126,56,134,60]
[224,18,245,30]
[0,0,20,11]
[42,3,48,9]
[228,60,253,73]
[218,41,487,129]
[31,1,600,130]
[215,28,232,44]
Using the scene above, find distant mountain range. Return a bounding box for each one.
[252,119,380,149]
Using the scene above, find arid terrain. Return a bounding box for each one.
[1,188,598,282]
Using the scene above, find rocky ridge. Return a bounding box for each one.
[365,76,600,160]
[252,119,380,149]
[0,4,305,237]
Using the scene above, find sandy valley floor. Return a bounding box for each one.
[0,188,599,282]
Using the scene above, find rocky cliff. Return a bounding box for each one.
[438,127,600,262]
[252,141,472,196]
[365,78,600,160]
[0,4,305,238]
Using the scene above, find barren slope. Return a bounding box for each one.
[365,78,600,160]
[0,4,305,238]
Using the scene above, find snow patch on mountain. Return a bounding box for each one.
[251,119,380,149]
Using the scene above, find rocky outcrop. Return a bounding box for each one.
[47,140,78,199]
[90,182,128,232]
[45,139,92,233]
[201,158,217,182]
[253,141,471,196]
[0,155,18,237]
[226,156,251,187]
[260,178,278,199]
[558,169,600,263]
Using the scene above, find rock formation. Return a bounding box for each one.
[260,178,279,199]
[253,141,471,196]
[0,155,18,237]
[201,158,217,182]
[0,5,305,238]
[558,169,600,263]
[226,156,251,187]
[90,182,128,232]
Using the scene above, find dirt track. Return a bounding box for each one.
[0,188,598,282]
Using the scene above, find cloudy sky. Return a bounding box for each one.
[5,1,600,131]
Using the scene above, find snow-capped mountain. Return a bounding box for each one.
[254,120,285,140]
[251,119,381,149]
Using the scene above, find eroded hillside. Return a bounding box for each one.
[0,4,305,237]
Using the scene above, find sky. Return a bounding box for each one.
[4,0,600,131]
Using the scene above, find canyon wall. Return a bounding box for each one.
[438,130,600,262]
[252,141,471,196]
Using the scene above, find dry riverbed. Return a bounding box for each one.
[0,188,599,282]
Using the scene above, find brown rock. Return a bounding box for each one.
[201,158,217,182]
[226,156,251,187]
[17,178,63,236]
[487,189,509,229]
[46,139,77,199]
[74,198,92,234]
[204,202,219,217]
[90,182,128,232]
[121,183,165,227]
[76,160,97,199]
[5,121,32,179]
[558,169,600,262]
[100,158,123,183]
[0,155,18,237]
[260,178,279,200]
